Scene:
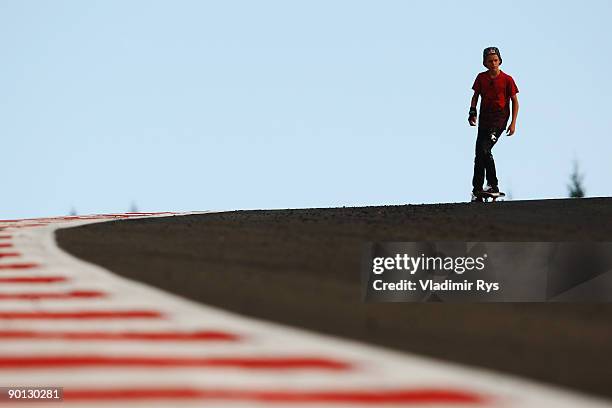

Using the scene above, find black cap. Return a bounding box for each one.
[483,47,502,66]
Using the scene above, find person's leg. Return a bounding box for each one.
[483,128,501,188]
[472,128,487,192]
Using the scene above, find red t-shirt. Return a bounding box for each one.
[472,70,519,129]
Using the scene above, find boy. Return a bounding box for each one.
[468,46,519,202]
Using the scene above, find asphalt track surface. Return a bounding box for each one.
[57,197,612,400]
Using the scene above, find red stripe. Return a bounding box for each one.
[0,252,20,258]
[0,290,105,300]
[0,330,239,341]
[0,276,66,283]
[2,223,49,228]
[124,212,174,217]
[0,243,13,248]
[0,263,39,270]
[54,216,112,221]
[0,216,124,222]
[0,276,67,283]
[0,310,162,319]
[23,217,97,222]
[0,219,35,222]
[0,356,350,370]
[0,235,11,240]
[63,388,485,404]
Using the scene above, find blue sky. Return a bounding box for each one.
[1,0,611,218]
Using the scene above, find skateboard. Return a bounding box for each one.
[473,191,506,202]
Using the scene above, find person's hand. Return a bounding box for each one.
[468,107,477,126]
[506,122,516,136]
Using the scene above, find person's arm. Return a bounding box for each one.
[506,94,519,136]
[468,91,479,126]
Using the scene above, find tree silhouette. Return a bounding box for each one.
[567,160,585,198]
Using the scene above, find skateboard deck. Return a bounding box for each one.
[474,191,506,202]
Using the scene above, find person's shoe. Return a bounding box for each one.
[471,192,483,202]
[483,185,499,194]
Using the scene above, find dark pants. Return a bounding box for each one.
[472,127,502,192]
